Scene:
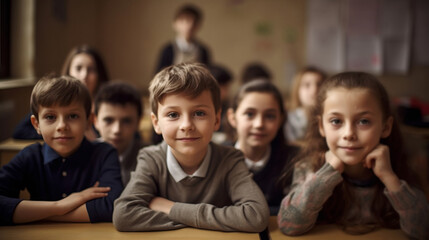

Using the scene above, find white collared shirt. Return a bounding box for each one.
[235,142,271,173]
[175,37,197,53]
[167,145,211,182]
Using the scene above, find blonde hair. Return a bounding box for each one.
[289,66,327,110]
[149,63,220,116]
[30,75,92,120]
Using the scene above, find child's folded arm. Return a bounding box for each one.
[85,147,124,223]
[169,155,270,233]
[112,155,186,231]
[384,180,429,240]
[0,147,33,225]
[277,162,343,236]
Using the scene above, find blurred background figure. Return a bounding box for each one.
[284,66,327,145]
[155,4,211,73]
[13,45,110,141]
[208,63,234,144]
[61,45,110,98]
[241,62,272,85]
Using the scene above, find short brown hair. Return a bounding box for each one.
[149,63,220,116]
[30,75,92,120]
[174,4,202,24]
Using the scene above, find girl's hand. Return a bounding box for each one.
[325,150,344,173]
[363,144,401,192]
[55,181,110,215]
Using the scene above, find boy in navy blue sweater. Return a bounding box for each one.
[0,76,123,225]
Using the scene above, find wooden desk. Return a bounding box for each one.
[0,217,407,240]
[0,138,43,167]
[0,222,260,240]
[267,217,407,239]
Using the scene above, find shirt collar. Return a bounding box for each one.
[167,144,211,183]
[175,37,196,52]
[234,142,271,173]
[119,137,135,163]
[43,138,89,164]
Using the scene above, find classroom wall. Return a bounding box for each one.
[33,0,429,101]
[3,0,428,142]
[34,0,98,78]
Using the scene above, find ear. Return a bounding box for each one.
[381,116,393,138]
[30,115,41,135]
[226,108,237,129]
[214,109,221,131]
[318,116,326,137]
[151,112,162,135]
[93,114,100,131]
[87,113,94,130]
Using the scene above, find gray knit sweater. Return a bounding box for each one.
[113,142,269,232]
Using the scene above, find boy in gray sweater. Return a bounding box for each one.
[113,63,269,232]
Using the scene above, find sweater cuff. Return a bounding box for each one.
[384,180,417,211]
[169,202,200,227]
[316,162,343,186]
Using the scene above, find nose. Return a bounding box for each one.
[179,115,194,132]
[342,122,356,141]
[112,121,121,134]
[79,68,88,82]
[56,116,69,132]
[253,114,264,128]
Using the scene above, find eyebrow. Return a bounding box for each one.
[326,111,374,116]
[243,107,278,112]
[163,104,212,110]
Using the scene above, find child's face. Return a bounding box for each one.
[31,102,89,158]
[318,88,392,166]
[228,92,282,150]
[94,103,140,155]
[299,72,323,107]
[151,90,220,163]
[69,53,98,96]
[173,15,198,40]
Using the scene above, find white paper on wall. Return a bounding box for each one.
[306,0,344,73]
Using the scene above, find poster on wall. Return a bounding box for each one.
[306,0,344,74]
[306,0,412,75]
[380,0,411,73]
[346,0,382,74]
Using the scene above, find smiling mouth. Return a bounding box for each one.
[250,133,266,138]
[54,137,73,142]
[177,137,200,141]
[340,146,362,151]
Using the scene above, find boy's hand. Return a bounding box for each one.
[149,197,174,214]
[55,181,110,215]
[325,150,344,173]
[363,144,401,192]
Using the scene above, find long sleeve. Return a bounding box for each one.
[0,149,28,225]
[168,151,269,232]
[277,162,343,235]
[112,148,186,231]
[384,180,429,240]
[85,147,123,223]
[155,44,174,73]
